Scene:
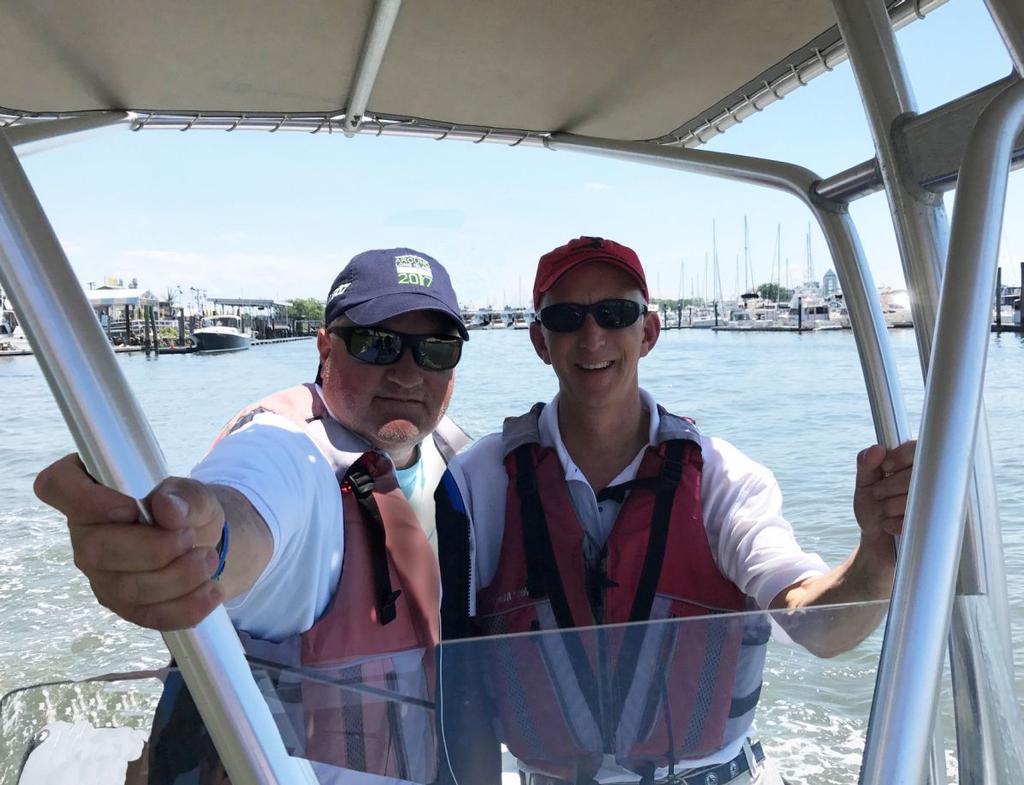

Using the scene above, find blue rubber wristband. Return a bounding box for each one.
[211,521,229,581]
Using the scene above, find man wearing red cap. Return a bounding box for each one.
[435,237,914,785]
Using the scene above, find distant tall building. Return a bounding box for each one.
[822,269,840,297]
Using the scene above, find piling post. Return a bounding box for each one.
[151,306,160,357]
[798,296,803,331]
[178,309,185,344]
[714,301,719,326]
[142,305,151,354]
[124,305,131,344]
[995,267,1003,326]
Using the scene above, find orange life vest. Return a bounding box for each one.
[150,383,456,784]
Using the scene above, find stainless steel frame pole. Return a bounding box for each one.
[0,136,303,785]
[546,133,910,447]
[984,0,1024,76]
[833,5,1014,784]
[343,0,402,136]
[833,0,1010,645]
[858,78,1024,785]
[4,113,128,155]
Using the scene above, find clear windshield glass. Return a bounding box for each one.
[0,600,966,785]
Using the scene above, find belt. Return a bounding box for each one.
[520,741,766,785]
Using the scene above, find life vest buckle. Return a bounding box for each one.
[346,471,376,499]
[659,456,683,486]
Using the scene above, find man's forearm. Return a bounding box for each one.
[772,536,895,657]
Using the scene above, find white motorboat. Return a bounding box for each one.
[191,315,252,353]
[0,312,27,352]
[0,293,30,353]
[878,286,914,328]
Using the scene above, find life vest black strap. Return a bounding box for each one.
[595,476,661,504]
[346,469,401,626]
[514,446,568,613]
[513,444,604,727]
[729,684,762,718]
[610,440,686,728]
[627,439,685,623]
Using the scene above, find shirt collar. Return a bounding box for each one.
[538,387,660,484]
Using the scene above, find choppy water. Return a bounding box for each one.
[1,328,1022,783]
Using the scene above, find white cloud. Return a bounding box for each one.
[114,248,342,301]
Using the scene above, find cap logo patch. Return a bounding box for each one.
[328,282,351,300]
[394,254,433,287]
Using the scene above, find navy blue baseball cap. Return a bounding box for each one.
[324,248,468,339]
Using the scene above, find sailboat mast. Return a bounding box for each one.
[775,224,782,296]
[743,215,750,293]
[713,224,723,305]
[805,222,815,284]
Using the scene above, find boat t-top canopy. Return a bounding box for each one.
[0,0,945,146]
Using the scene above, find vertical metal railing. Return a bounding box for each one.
[857,77,1024,785]
[0,131,303,785]
[833,0,1011,652]
[832,2,1018,783]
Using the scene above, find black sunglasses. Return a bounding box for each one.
[536,299,648,333]
[329,326,463,371]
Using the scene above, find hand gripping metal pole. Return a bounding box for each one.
[0,133,303,785]
[858,78,1024,785]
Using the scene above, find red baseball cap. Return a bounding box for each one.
[533,237,649,308]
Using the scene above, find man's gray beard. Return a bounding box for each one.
[375,396,449,445]
[375,421,422,444]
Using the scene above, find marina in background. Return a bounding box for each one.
[3,260,1020,359]
[0,284,322,357]
[457,262,1023,334]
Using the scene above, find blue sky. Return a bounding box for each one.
[18,0,1022,309]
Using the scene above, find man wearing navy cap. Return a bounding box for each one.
[35,248,470,782]
[436,237,915,785]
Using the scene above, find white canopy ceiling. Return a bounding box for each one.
[0,1,926,142]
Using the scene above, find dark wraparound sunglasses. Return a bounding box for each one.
[536,298,648,333]
[329,326,463,370]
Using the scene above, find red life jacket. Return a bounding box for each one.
[151,383,456,783]
[473,404,766,781]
